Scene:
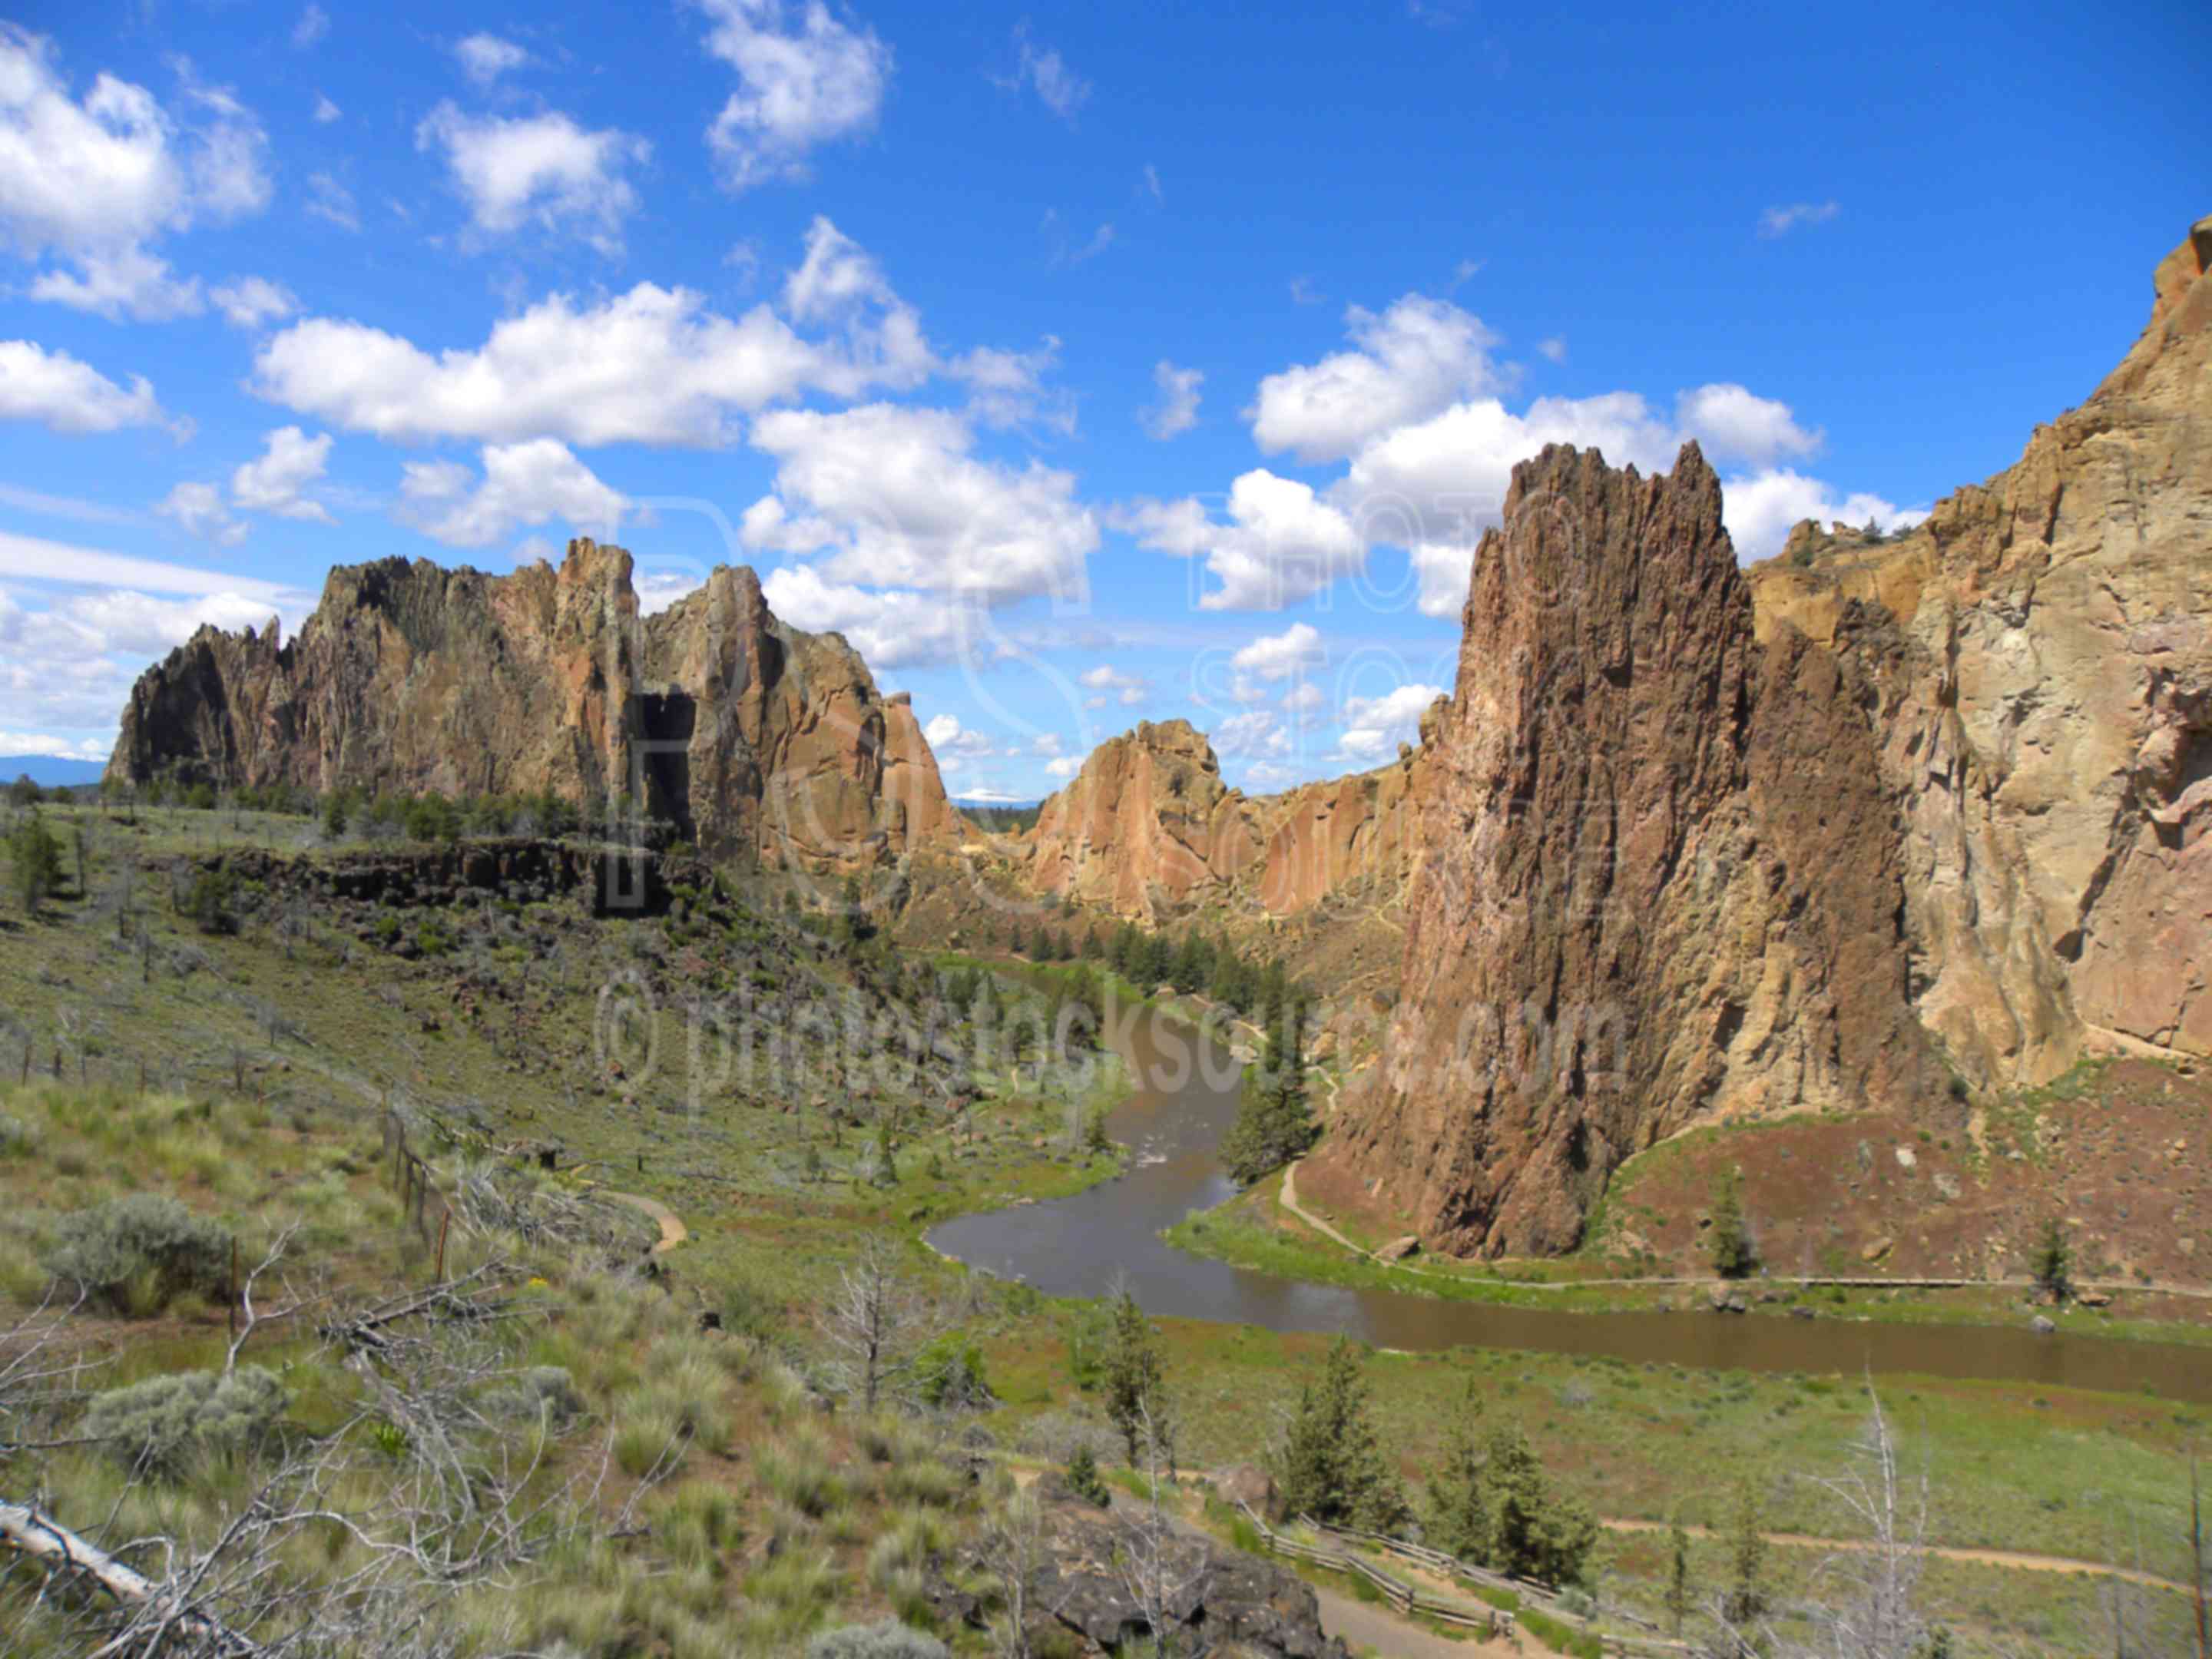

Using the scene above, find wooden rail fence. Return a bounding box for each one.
[1237,1504,1700,1657]
[1232,1503,1510,1638]
[381,1108,452,1268]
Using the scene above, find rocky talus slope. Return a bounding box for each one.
[109,539,958,871]
[1316,218,2212,1255]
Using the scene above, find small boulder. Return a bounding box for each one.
[1376,1235,1421,1263]
[2077,1290,2112,1308]
[2031,1314,2056,1335]
[1860,1237,1893,1263]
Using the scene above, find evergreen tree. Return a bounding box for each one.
[1665,1508,1693,1637]
[1168,932,1210,994]
[1219,1002,1318,1186]
[1485,1422,1598,1585]
[7,811,63,917]
[1065,1443,1111,1508]
[2032,1216,2072,1302]
[1720,1476,1769,1628]
[1102,1286,1173,1473]
[1422,1381,1492,1562]
[1274,1337,1406,1530]
[1708,1166,1757,1279]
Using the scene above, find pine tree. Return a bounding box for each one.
[1102,1286,1173,1473]
[7,812,62,918]
[1485,1422,1598,1585]
[1708,1166,1757,1279]
[1219,1002,1317,1186]
[1065,1443,1111,1508]
[1274,1337,1405,1529]
[2032,1216,2072,1302]
[1720,1476,1769,1628]
[1422,1381,1492,1563]
[1665,1508,1693,1637]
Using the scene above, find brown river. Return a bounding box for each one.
[928,1008,2212,1403]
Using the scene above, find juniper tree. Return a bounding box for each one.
[1721,1475,1770,1628]
[1422,1379,1492,1561]
[2032,1216,2072,1302]
[1102,1283,1174,1473]
[1274,1336,1405,1530]
[1220,1001,1318,1185]
[1709,1166,1757,1279]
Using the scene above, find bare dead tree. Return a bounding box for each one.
[816,1237,946,1412]
[225,1222,310,1376]
[979,1486,1063,1659]
[1793,1389,1935,1659]
[1115,1400,1208,1659]
[5,1263,654,1658]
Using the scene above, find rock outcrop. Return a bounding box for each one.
[1324,217,2212,1254]
[1314,442,1925,1255]
[1022,717,1435,925]
[110,540,957,871]
[1747,217,2212,1078]
[999,1475,1350,1659]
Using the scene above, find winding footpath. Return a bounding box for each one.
[603,1190,687,1255]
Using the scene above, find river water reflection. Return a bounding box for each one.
[928,1008,2211,1403]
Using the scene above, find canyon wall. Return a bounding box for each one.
[1320,218,2212,1254]
[1749,217,2212,1081]
[110,539,958,871]
[1310,444,1926,1255]
[1021,717,1436,926]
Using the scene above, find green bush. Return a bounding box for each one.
[82,1365,285,1478]
[43,1194,230,1315]
[498,1365,584,1427]
[182,865,239,935]
[1065,1444,1111,1508]
[806,1620,949,1659]
[1519,1608,1602,1659]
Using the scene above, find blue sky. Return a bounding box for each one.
[1,0,2204,799]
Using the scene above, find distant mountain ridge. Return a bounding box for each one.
[0,756,105,788]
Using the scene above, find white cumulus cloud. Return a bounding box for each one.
[1118,469,1364,611]
[454,33,529,86]
[1718,469,1924,563]
[397,439,628,548]
[230,426,333,522]
[0,31,270,319]
[255,220,939,447]
[416,102,650,253]
[154,481,245,547]
[1230,621,1325,681]
[694,0,892,193]
[210,275,297,329]
[0,340,183,437]
[1248,294,1503,463]
[1141,359,1201,440]
[743,402,1096,611]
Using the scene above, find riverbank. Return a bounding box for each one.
[1164,1164,2212,1349]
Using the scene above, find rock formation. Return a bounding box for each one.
[110,540,958,871]
[1021,717,1435,925]
[1313,443,1926,1255]
[1750,216,2212,1078]
[1323,217,2212,1254]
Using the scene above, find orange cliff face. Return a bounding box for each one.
[1317,217,2212,1258]
[1745,215,2212,1082]
[1018,717,1439,927]
[108,539,961,873]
